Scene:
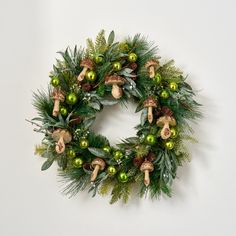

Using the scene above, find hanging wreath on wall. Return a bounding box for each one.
[28,30,202,204]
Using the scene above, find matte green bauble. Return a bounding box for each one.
[112,61,122,71]
[145,134,156,145]
[107,166,117,176]
[170,127,178,138]
[103,146,111,153]
[165,140,175,150]
[169,81,178,91]
[118,172,128,183]
[113,150,124,160]
[128,52,137,62]
[160,90,169,99]
[67,149,76,158]
[66,92,78,105]
[73,158,83,168]
[50,77,60,87]
[153,73,162,84]
[60,106,68,116]
[79,138,89,149]
[94,55,104,64]
[85,70,97,82]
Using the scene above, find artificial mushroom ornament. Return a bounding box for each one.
[140,160,154,186]
[145,60,159,78]
[51,129,72,154]
[77,59,94,82]
[105,75,125,99]
[52,88,65,117]
[144,97,157,123]
[90,158,106,182]
[156,115,176,139]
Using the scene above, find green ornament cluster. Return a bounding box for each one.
[30,30,201,204]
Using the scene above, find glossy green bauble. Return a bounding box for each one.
[153,73,162,84]
[73,158,83,168]
[67,149,76,158]
[60,106,68,116]
[118,172,128,183]
[66,92,78,105]
[113,150,124,160]
[145,134,156,145]
[50,77,60,87]
[79,138,89,149]
[169,81,178,91]
[128,52,138,62]
[94,55,104,64]
[103,146,111,153]
[165,140,175,150]
[112,61,122,71]
[85,70,97,82]
[160,90,169,99]
[107,166,117,176]
[170,127,178,138]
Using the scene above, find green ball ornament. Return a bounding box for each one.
[154,73,162,84]
[169,82,178,91]
[113,150,124,160]
[73,158,83,168]
[67,149,76,158]
[60,106,68,116]
[160,90,169,99]
[79,138,89,149]
[118,172,128,183]
[103,146,111,153]
[112,61,122,71]
[107,166,117,176]
[165,140,175,150]
[128,53,137,62]
[51,77,60,87]
[145,134,156,145]
[170,127,178,138]
[66,92,78,105]
[94,55,104,64]
[86,70,97,82]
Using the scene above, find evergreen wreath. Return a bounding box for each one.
[28,30,202,204]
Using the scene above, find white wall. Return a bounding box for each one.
[0,0,235,235]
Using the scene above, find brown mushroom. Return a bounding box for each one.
[145,60,159,78]
[51,129,72,154]
[105,75,125,99]
[77,59,94,82]
[90,158,106,182]
[144,97,157,123]
[156,116,176,139]
[140,160,154,186]
[52,88,65,117]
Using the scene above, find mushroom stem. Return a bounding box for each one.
[91,165,100,182]
[55,136,65,154]
[149,66,155,78]
[77,67,88,82]
[144,170,150,186]
[161,122,171,139]
[52,99,60,117]
[147,106,153,123]
[111,83,122,99]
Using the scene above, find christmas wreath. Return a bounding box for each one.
[28,30,201,204]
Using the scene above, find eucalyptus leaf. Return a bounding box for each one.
[89,102,101,110]
[88,147,111,158]
[108,31,115,45]
[83,117,96,129]
[41,157,55,171]
[99,99,118,106]
[141,108,148,126]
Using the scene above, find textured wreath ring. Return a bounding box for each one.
[29,30,201,204]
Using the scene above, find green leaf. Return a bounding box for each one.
[41,157,55,171]
[99,99,118,106]
[83,117,96,129]
[89,102,101,110]
[88,147,110,158]
[141,108,148,126]
[108,31,115,45]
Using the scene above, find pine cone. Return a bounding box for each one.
[161,106,173,117]
[128,62,138,71]
[146,152,156,162]
[70,116,82,126]
[133,156,144,167]
[82,83,93,92]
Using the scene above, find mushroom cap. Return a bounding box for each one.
[156,115,176,126]
[80,59,93,69]
[51,129,72,143]
[145,59,159,69]
[91,158,106,170]
[144,97,157,108]
[105,75,125,86]
[52,89,65,101]
[140,160,154,172]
